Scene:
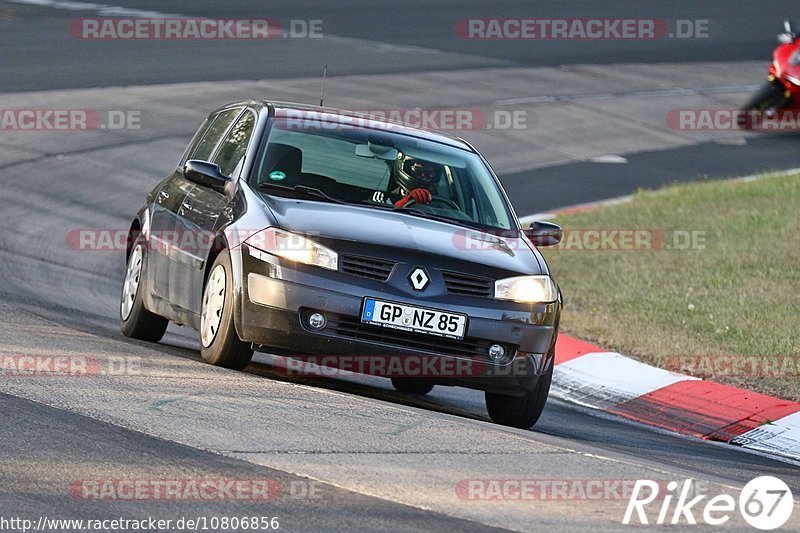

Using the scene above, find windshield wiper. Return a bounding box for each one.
[292,185,347,204]
[258,182,346,204]
[363,200,495,231]
[392,206,491,231]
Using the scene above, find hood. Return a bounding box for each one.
[260,195,545,276]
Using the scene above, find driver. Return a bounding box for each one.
[371,154,443,208]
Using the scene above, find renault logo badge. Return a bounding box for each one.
[409,267,430,291]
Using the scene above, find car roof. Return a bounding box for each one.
[212,100,476,151]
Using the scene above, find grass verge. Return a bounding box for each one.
[540,171,800,401]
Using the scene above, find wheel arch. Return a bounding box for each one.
[202,231,248,342]
[125,218,142,260]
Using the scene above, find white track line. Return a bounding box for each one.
[6,0,183,18]
[496,84,761,106]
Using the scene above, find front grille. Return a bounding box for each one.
[442,271,494,298]
[323,313,515,359]
[340,255,396,281]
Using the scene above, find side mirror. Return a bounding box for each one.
[523,220,563,247]
[184,160,231,195]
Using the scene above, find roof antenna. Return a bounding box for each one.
[319,63,328,107]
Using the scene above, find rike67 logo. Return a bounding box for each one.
[624,476,794,530]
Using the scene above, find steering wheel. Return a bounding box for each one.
[405,195,460,210]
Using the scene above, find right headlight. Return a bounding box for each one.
[494,275,558,304]
[245,228,338,271]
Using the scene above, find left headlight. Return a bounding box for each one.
[246,228,338,271]
[495,275,558,303]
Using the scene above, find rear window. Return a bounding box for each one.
[265,128,389,188]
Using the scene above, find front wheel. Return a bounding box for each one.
[738,81,790,130]
[199,250,253,370]
[120,236,168,342]
[485,364,552,429]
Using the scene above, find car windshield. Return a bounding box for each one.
[249,112,516,231]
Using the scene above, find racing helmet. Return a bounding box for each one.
[393,153,443,192]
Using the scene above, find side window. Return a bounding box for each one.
[180,117,211,164]
[190,108,242,161]
[212,111,257,177]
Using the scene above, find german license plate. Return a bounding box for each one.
[361,298,467,340]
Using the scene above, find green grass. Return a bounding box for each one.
[541,172,800,401]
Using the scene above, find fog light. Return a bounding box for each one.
[488,344,506,362]
[308,312,326,330]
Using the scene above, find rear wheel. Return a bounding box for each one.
[485,363,552,429]
[738,81,790,129]
[199,250,253,370]
[391,377,435,395]
[120,236,168,342]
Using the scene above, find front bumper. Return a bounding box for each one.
[237,245,560,394]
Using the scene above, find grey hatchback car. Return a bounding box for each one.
[120,101,563,428]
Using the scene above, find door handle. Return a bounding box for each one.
[181,201,193,211]
[159,190,170,199]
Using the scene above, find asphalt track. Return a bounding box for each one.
[1,1,800,531]
[1,0,798,91]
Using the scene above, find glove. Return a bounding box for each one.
[395,188,432,208]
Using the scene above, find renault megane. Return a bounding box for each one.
[120,101,563,428]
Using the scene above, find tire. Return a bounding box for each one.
[391,377,435,395]
[738,81,789,130]
[120,235,168,342]
[199,249,253,370]
[485,363,552,429]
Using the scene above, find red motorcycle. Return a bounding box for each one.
[740,20,800,129]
